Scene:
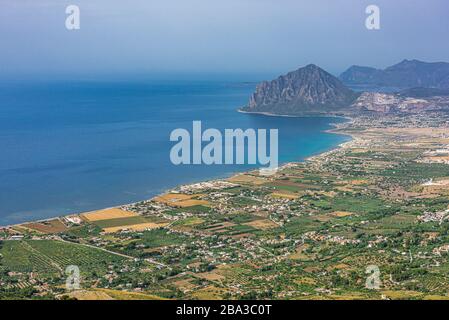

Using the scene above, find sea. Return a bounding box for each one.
[0,78,350,225]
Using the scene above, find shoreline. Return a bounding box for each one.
[237,108,353,121]
[0,114,354,230]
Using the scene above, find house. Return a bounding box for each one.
[9,235,24,241]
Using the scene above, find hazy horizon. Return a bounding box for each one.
[1,0,449,79]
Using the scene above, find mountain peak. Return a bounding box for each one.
[399,59,423,64]
[386,59,425,71]
[303,63,320,70]
[287,64,326,76]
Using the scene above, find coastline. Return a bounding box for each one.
[237,108,353,121]
[239,110,355,162]
[0,114,354,229]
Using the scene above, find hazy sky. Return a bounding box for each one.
[1,0,448,78]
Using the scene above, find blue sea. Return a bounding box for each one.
[0,78,350,225]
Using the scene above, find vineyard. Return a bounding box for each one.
[0,240,126,276]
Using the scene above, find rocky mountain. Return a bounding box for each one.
[241,64,359,115]
[340,59,449,89]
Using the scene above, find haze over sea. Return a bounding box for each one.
[0,78,349,225]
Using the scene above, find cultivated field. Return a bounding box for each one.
[81,208,138,222]
[153,193,210,207]
[22,219,68,234]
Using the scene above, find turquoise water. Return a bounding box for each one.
[0,79,349,225]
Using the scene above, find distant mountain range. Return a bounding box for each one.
[240,64,359,115]
[340,59,449,89]
[241,60,449,116]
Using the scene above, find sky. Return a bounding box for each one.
[1,0,448,79]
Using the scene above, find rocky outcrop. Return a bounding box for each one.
[242,64,359,115]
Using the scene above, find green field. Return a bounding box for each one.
[137,229,188,248]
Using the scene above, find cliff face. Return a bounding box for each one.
[340,59,449,89]
[244,64,358,115]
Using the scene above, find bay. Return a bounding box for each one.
[0,79,349,225]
